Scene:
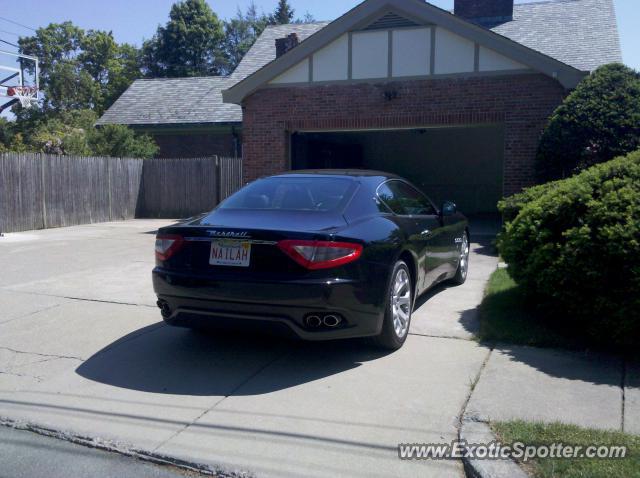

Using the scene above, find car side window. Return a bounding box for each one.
[377,181,437,216]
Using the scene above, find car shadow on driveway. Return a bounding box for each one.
[76,324,391,396]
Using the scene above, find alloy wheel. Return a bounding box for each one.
[459,234,470,280]
[391,268,411,338]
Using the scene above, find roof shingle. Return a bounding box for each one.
[493,0,622,72]
[98,0,621,126]
[96,76,241,126]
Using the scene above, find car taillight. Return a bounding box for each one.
[155,234,184,261]
[278,240,363,270]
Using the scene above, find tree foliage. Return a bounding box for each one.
[537,63,640,181]
[0,110,158,158]
[18,22,141,115]
[8,23,153,158]
[223,2,269,72]
[269,0,295,25]
[223,1,315,72]
[142,0,226,77]
[294,12,316,24]
[3,0,317,158]
[89,124,159,158]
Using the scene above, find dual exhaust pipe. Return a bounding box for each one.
[305,314,342,328]
[157,300,172,319]
[158,300,341,330]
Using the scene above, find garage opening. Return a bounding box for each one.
[290,125,504,215]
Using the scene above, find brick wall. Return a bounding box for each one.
[241,73,567,197]
[151,131,240,158]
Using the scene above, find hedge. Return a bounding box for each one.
[497,150,640,347]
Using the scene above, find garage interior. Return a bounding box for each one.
[290,124,505,215]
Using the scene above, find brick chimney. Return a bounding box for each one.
[275,33,300,58]
[454,0,514,25]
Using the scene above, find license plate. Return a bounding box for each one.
[209,240,251,267]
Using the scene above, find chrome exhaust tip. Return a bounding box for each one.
[323,314,341,327]
[157,300,172,319]
[305,315,322,328]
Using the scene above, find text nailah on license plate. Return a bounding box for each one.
[209,240,251,267]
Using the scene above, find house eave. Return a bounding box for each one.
[222,0,587,104]
[96,121,242,130]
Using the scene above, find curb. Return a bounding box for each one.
[2,415,529,478]
[459,417,528,478]
[0,417,254,478]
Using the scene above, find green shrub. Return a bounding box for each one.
[498,181,559,223]
[536,63,640,181]
[497,150,640,347]
[0,109,158,158]
[88,124,158,159]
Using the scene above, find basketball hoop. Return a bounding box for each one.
[7,86,38,108]
[0,50,40,113]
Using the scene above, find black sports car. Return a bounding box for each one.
[153,170,469,350]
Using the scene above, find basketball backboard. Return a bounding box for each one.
[0,49,39,112]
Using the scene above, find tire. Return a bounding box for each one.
[371,261,413,350]
[451,231,470,285]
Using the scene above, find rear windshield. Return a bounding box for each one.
[220,177,356,212]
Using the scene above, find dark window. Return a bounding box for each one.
[377,180,437,216]
[219,177,355,212]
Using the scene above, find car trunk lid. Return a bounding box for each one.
[159,209,350,276]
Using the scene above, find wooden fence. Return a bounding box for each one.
[219,156,244,201]
[0,153,243,233]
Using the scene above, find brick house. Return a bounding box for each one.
[223,0,621,214]
[100,0,621,214]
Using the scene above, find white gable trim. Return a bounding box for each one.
[223,0,586,104]
[270,58,310,84]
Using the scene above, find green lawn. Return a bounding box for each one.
[477,268,584,349]
[492,420,640,478]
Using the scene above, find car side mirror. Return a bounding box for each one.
[441,201,457,216]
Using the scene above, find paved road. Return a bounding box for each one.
[0,220,498,477]
[0,426,194,478]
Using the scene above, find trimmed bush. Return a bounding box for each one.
[498,180,558,223]
[498,150,640,347]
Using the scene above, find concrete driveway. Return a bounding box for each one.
[0,220,497,477]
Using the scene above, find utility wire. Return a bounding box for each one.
[0,29,21,37]
[0,16,36,32]
[0,38,19,49]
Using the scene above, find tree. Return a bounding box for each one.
[536,63,640,181]
[0,109,158,158]
[80,31,141,110]
[223,2,314,72]
[0,118,14,150]
[18,22,91,111]
[18,22,142,114]
[142,0,226,77]
[269,0,295,25]
[223,2,268,71]
[0,118,23,153]
[89,124,158,158]
[294,12,316,24]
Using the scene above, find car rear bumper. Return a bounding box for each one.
[152,268,386,340]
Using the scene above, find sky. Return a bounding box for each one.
[0,0,637,70]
